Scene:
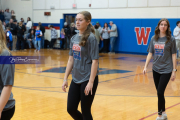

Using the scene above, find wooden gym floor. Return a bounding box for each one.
[10,49,180,120]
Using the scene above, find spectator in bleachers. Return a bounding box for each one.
[38,22,45,48]
[20,18,25,25]
[6,19,17,51]
[0,10,5,22]
[35,26,42,52]
[2,21,6,32]
[108,21,118,54]
[4,8,11,24]
[16,21,26,50]
[11,10,16,20]
[6,27,13,50]
[26,17,32,32]
[12,20,18,51]
[94,25,101,45]
[101,23,110,53]
[28,26,36,36]
[63,22,71,49]
[60,28,65,49]
[173,21,180,58]
[1,10,4,15]
[26,30,35,49]
[96,21,102,34]
[70,22,76,38]
[49,25,57,49]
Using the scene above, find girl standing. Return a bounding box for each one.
[62,11,99,120]
[143,18,177,120]
[0,21,15,120]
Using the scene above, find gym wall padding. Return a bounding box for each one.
[60,18,179,54]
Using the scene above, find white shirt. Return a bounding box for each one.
[173,26,180,40]
[26,21,32,28]
[7,32,9,36]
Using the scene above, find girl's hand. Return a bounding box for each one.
[62,81,68,92]
[84,82,93,96]
[170,71,176,81]
[143,68,147,74]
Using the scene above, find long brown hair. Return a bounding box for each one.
[0,21,10,54]
[19,21,23,27]
[78,11,95,46]
[154,18,171,44]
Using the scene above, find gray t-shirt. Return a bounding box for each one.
[147,36,177,74]
[0,49,15,111]
[69,33,99,83]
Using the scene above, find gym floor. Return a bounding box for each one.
[11,49,180,120]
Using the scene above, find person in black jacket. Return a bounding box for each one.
[38,22,45,48]
[28,26,36,36]
[16,21,26,50]
[63,22,71,49]
[70,22,77,38]
[6,19,17,51]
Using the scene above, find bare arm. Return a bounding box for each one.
[170,53,177,81]
[144,53,153,69]
[143,52,153,74]
[85,59,98,95]
[0,85,12,112]
[64,56,74,80]
[62,56,74,92]
[172,54,177,69]
[89,59,99,84]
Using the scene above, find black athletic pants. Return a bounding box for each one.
[102,39,109,53]
[50,38,57,48]
[153,70,172,115]
[1,106,15,120]
[67,76,98,120]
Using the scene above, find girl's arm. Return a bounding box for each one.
[143,52,153,74]
[64,56,74,81]
[170,53,177,81]
[0,86,12,113]
[62,56,74,92]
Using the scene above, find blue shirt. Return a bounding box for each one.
[7,31,13,42]
[35,30,42,41]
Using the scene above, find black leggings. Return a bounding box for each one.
[1,106,15,120]
[153,70,172,115]
[50,38,57,48]
[102,39,109,53]
[67,76,98,120]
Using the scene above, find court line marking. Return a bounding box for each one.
[13,86,180,97]
[139,102,180,120]
[15,70,151,84]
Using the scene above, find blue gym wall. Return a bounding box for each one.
[60,18,179,55]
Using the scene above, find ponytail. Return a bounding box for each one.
[79,23,95,46]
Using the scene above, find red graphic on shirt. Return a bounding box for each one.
[73,44,81,51]
[135,27,151,45]
[155,44,165,49]
[72,44,81,60]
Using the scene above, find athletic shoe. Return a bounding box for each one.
[162,113,167,120]
[156,116,166,120]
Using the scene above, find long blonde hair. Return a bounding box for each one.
[0,21,10,54]
[78,11,95,46]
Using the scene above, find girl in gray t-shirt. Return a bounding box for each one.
[62,11,99,120]
[143,18,177,120]
[0,21,15,120]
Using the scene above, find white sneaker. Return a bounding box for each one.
[156,116,165,120]
[162,113,167,120]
